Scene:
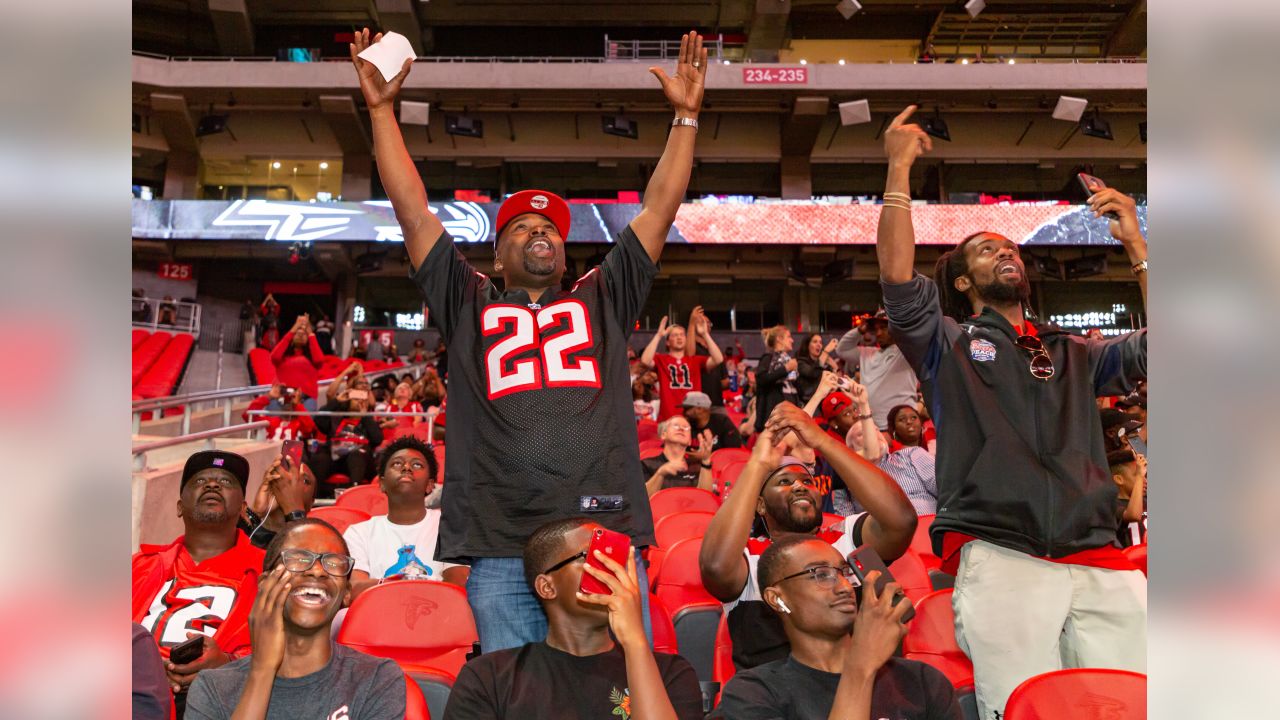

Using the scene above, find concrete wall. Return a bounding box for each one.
[132,435,282,551]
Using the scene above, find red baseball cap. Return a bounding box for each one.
[495,190,571,245]
[819,392,854,422]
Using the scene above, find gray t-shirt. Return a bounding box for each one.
[185,643,405,720]
[836,331,919,430]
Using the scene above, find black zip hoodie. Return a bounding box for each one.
[882,274,1146,558]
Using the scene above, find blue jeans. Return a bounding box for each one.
[467,549,652,653]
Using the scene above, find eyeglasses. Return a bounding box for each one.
[1015,335,1055,380]
[775,564,860,589]
[541,550,586,576]
[387,458,429,472]
[279,548,354,577]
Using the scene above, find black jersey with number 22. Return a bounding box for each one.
[412,226,658,562]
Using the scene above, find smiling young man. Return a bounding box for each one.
[344,436,468,597]
[185,519,405,720]
[875,105,1149,719]
[444,518,703,720]
[132,450,264,716]
[699,405,916,669]
[709,536,961,720]
[352,28,708,651]
[641,309,725,420]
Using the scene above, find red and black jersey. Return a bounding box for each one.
[412,227,658,561]
[652,354,709,420]
[131,532,264,659]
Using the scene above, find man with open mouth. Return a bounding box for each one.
[351,27,709,651]
[185,519,405,719]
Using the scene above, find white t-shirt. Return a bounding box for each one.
[343,510,459,581]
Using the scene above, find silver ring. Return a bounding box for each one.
[692,61,700,68]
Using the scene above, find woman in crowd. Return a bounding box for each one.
[270,315,325,411]
[795,332,839,405]
[754,325,799,434]
[886,403,935,454]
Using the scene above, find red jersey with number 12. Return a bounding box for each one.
[131,532,264,658]
[412,226,658,561]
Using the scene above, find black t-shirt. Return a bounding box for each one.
[641,454,701,490]
[700,360,727,408]
[412,227,659,561]
[444,641,704,720]
[693,413,744,450]
[709,656,962,720]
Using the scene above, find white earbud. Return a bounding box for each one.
[776,599,792,614]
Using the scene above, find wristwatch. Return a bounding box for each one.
[701,460,713,469]
[671,116,699,131]
[284,510,308,523]
[1130,259,1148,275]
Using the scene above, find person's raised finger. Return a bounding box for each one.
[889,593,914,622]
[861,570,883,603]
[575,590,611,607]
[648,67,671,87]
[889,105,919,129]
[694,32,704,65]
[592,547,631,580]
[679,32,689,67]
[582,562,623,593]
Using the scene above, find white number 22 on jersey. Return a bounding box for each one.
[482,300,600,399]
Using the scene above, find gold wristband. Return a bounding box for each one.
[882,201,912,211]
[883,192,912,201]
[1130,259,1148,275]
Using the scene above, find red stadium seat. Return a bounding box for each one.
[821,513,845,533]
[404,673,431,720]
[911,514,942,571]
[337,580,478,681]
[1003,669,1146,720]
[711,613,735,708]
[248,347,276,386]
[135,333,196,398]
[334,484,388,516]
[639,437,664,452]
[902,589,974,691]
[132,331,172,386]
[132,328,149,349]
[636,419,658,444]
[649,593,679,654]
[710,448,751,476]
[1123,543,1147,576]
[640,446,665,461]
[714,461,749,497]
[887,548,934,603]
[649,487,720,523]
[652,538,722,688]
[307,506,373,534]
[653,511,716,549]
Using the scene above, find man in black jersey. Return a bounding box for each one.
[352,28,708,651]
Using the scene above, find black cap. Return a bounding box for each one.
[1106,447,1138,467]
[1100,407,1142,434]
[181,450,250,493]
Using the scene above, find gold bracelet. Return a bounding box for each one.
[1130,259,1148,275]
[883,192,912,201]
[882,201,912,211]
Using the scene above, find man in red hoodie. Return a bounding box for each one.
[270,315,325,411]
[132,450,265,717]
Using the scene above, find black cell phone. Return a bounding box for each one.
[847,545,916,623]
[169,634,205,665]
[1077,172,1120,221]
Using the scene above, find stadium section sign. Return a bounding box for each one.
[132,200,1144,246]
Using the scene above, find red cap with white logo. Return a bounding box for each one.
[494,189,571,246]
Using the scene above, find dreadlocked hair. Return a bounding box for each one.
[933,231,989,321]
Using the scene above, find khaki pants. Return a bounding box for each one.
[952,539,1146,719]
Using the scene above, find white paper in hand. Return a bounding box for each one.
[356,32,416,82]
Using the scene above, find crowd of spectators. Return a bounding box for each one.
[133,30,1147,720]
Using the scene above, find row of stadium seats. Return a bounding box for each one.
[245,346,408,387]
[132,330,196,399]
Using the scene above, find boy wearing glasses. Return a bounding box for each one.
[186,518,405,719]
[709,535,961,720]
[343,437,468,598]
[700,405,917,670]
[876,105,1148,719]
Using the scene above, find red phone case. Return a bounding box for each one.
[281,439,304,467]
[579,527,631,596]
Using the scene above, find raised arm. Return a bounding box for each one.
[692,308,725,368]
[877,105,933,284]
[351,29,445,270]
[640,315,670,368]
[1088,186,1147,311]
[699,428,783,601]
[629,32,708,263]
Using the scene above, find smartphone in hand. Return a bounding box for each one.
[847,545,916,623]
[281,439,304,468]
[169,634,205,665]
[579,527,631,596]
[1077,173,1120,221]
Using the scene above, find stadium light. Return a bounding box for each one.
[837,99,872,126]
[921,109,951,142]
[602,115,639,140]
[1080,110,1114,141]
[446,115,484,139]
[964,0,985,18]
[836,0,862,20]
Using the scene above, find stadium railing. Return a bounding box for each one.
[132,295,201,337]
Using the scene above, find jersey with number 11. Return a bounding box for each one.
[412,226,659,562]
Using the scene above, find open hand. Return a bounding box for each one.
[844,571,912,677]
[689,429,715,462]
[350,28,413,111]
[248,565,291,675]
[884,105,933,167]
[649,32,708,117]
[1087,187,1144,247]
